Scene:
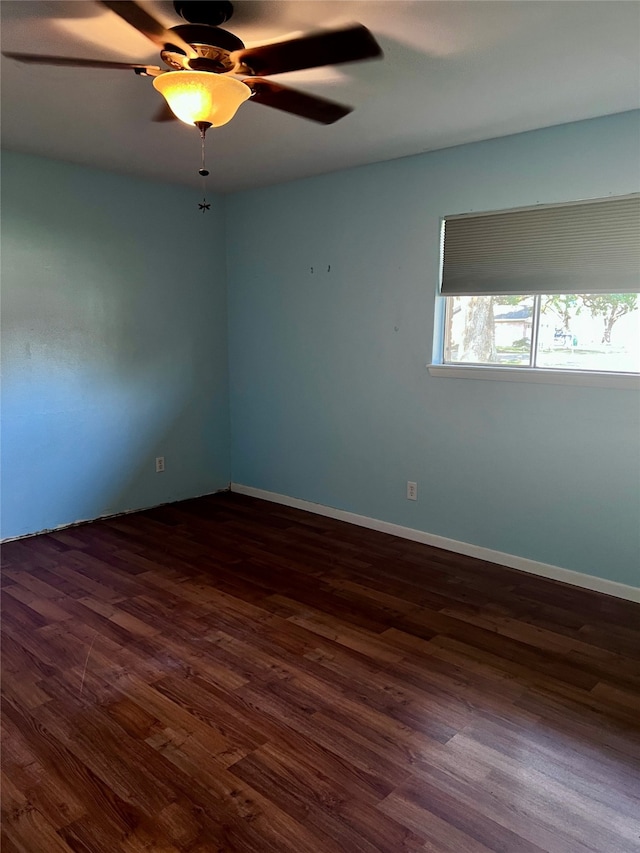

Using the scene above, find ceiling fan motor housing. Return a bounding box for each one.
[162,24,244,72]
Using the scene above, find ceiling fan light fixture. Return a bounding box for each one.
[153,71,250,128]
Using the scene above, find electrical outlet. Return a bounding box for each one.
[155,456,165,473]
[407,481,417,501]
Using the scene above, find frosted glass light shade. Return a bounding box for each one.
[153,71,250,127]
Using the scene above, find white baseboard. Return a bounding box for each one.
[231,483,640,603]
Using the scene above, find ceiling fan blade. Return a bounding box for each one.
[233,24,382,77]
[99,1,195,57]
[244,78,352,124]
[152,102,178,122]
[3,52,162,74]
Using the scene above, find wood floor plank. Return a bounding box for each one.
[2,491,639,852]
[229,744,426,853]
[2,805,78,853]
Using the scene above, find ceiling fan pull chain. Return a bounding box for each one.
[196,121,211,213]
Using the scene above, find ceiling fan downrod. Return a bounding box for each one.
[173,1,234,27]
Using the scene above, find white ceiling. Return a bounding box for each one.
[2,1,639,192]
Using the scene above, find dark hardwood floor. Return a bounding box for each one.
[1,492,639,853]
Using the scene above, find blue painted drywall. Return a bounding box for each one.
[1,151,230,539]
[225,111,640,587]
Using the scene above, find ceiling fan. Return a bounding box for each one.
[3,0,384,126]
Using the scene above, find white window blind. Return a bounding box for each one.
[440,195,640,296]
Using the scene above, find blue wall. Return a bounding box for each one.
[3,115,639,587]
[225,111,640,587]
[1,152,230,539]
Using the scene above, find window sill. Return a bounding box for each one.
[427,364,640,390]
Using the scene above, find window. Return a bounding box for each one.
[444,293,640,373]
[437,195,640,377]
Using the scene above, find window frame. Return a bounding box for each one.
[427,362,640,390]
